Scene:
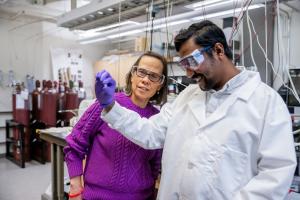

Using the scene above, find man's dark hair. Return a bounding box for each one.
[174,20,233,60]
[124,51,168,105]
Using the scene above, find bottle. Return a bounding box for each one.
[56,82,66,127]
[65,80,78,126]
[31,80,41,121]
[41,81,58,127]
[78,80,86,106]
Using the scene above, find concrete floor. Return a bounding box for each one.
[0,158,51,200]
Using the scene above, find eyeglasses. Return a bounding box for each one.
[132,66,165,83]
[179,46,211,70]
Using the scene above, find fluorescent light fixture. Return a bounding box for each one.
[150,19,191,30]
[77,20,141,39]
[80,19,191,44]
[79,1,264,45]
[92,21,140,32]
[80,37,108,45]
[194,0,236,11]
[107,8,114,12]
[97,11,104,15]
[192,4,264,21]
[190,0,226,8]
[107,29,143,39]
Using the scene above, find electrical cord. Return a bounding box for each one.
[248,11,300,104]
[265,0,268,83]
[230,0,252,42]
[144,0,151,52]
[246,8,258,69]
[275,0,300,103]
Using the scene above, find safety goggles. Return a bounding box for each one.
[132,66,165,83]
[179,46,211,70]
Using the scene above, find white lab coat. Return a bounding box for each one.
[102,71,296,200]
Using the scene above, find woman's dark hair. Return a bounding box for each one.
[124,51,168,105]
[174,20,233,60]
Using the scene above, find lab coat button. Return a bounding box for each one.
[188,162,194,169]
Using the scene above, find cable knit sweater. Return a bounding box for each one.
[64,92,162,200]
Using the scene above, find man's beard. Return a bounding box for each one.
[191,72,214,91]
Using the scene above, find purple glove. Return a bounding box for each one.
[95,70,116,108]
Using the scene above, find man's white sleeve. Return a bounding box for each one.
[101,102,172,149]
[234,94,297,200]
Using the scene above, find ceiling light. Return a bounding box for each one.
[81,17,87,21]
[107,29,143,39]
[192,4,264,20]
[90,21,140,33]
[150,19,191,30]
[79,1,265,45]
[80,37,108,45]
[186,0,226,9]
[107,8,114,12]
[193,0,236,11]
[89,14,95,18]
[97,11,103,15]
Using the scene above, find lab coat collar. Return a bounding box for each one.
[188,70,261,128]
[235,70,261,101]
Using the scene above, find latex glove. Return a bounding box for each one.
[95,70,116,108]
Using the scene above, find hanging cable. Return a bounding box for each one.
[149,0,155,52]
[230,0,252,43]
[163,0,174,76]
[144,0,151,52]
[276,0,300,103]
[265,0,268,84]
[246,8,258,69]
[248,11,300,103]
[117,1,122,91]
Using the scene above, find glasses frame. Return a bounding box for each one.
[132,66,165,84]
[179,46,211,70]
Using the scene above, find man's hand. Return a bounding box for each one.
[95,70,116,108]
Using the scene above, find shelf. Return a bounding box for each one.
[6,137,15,143]
[0,111,12,114]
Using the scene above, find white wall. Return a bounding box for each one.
[0,16,110,155]
[0,17,109,108]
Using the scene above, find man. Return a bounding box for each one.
[95,20,296,200]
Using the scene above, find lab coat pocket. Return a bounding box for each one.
[212,146,247,199]
[179,135,224,200]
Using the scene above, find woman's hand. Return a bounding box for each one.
[69,176,83,200]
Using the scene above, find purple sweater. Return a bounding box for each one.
[64,93,162,200]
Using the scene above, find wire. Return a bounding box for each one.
[264,0,268,84]
[275,0,299,104]
[229,0,251,42]
[273,0,281,83]
[246,8,257,69]
[117,1,122,91]
[144,0,151,52]
[163,0,175,76]
[149,0,155,52]
[248,11,300,103]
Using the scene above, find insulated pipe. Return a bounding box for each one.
[71,0,77,10]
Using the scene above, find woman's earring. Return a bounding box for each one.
[157,90,160,95]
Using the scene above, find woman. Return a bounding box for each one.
[64,51,168,200]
